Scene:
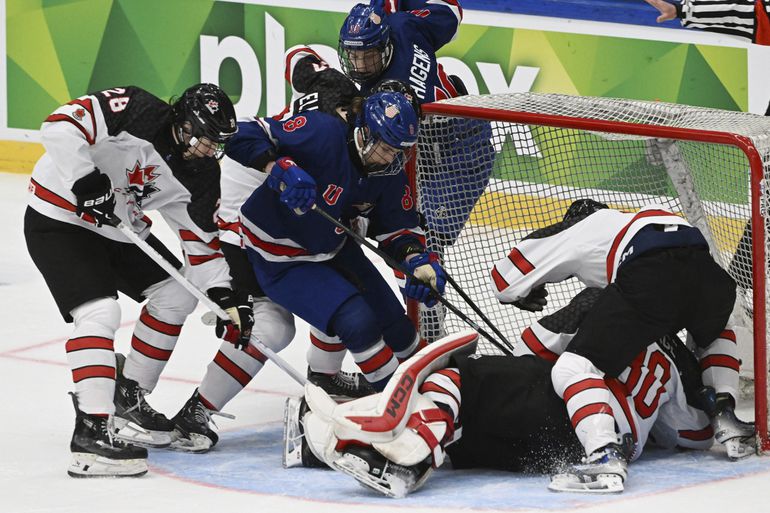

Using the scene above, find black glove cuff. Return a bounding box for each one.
[207,287,236,308]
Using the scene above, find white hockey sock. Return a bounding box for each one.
[67,297,121,415]
[696,328,740,400]
[552,352,617,456]
[351,338,399,387]
[307,327,346,374]
[123,278,195,391]
[198,342,267,411]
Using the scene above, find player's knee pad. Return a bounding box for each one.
[551,351,602,398]
[143,277,198,322]
[70,297,121,337]
[251,297,295,352]
[329,296,381,353]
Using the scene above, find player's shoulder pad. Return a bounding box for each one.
[90,86,171,141]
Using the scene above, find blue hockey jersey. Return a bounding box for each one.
[225,110,423,263]
[360,0,463,102]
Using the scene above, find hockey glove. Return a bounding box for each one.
[267,157,317,214]
[71,169,116,228]
[404,252,447,307]
[208,287,255,350]
[506,284,548,312]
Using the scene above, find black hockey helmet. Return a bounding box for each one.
[563,199,609,223]
[171,83,237,159]
[372,78,422,118]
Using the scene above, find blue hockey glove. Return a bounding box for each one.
[404,252,446,307]
[267,157,317,214]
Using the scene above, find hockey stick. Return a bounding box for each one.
[106,216,308,386]
[309,205,515,355]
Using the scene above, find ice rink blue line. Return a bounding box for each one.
[149,423,770,510]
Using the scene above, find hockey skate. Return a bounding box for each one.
[701,388,756,459]
[306,368,375,400]
[332,445,432,499]
[282,396,328,469]
[113,354,174,448]
[549,443,628,494]
[68,393,148,478]
[171,389,233,453]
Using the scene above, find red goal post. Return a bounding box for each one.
[407,92,770,451]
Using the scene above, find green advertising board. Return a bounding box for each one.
[6,0,748,131]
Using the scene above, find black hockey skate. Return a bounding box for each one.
[307,368,375,400]
[171,389,232,453]
[113,354,174,448]
[332,445,432,498]
[68,393,148,478]
[283,396,328,469]
[700,387,756,459]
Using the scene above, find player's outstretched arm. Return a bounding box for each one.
[643,0,678,23]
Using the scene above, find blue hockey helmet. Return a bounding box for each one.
[338,4,393,82]
[355,91,418,175]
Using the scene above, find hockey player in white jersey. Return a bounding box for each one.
[283,299,753,497]
[24,84,246,476]
[489,199,748,490]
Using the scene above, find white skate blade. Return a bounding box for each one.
[332,454,408,499]
[113,417,174,448]
[170,431,214,453]
[68,452,148,478]
[724,437,757,460]
[283,397,304,468]
[548,472,624,494]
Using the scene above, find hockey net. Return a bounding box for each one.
[409,92,770,450]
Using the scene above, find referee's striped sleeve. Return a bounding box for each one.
[680,0,761,40]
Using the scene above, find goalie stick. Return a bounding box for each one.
[106,215,308,387]
[309,205,515,356]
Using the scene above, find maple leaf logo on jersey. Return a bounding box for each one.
[126,162,160,204]
[72,108,86,121]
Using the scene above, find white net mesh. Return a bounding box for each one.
[412,92,770,444]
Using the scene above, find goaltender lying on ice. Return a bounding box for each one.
[283,322,755,496]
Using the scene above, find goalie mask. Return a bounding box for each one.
[338,4,393,83]
[353,91,418,176]
[171,83,237,160]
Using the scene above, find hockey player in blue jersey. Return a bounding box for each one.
[338,0,495,247]
[225,91,447,390]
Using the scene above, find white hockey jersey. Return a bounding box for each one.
[490,205,694,304]
[27,86,230,291]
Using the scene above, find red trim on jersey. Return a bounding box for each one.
[570,402,613,429]
[700,355,741,372]
[243,343,267,364]
[29,178,96,224]
[139,307,182,336]
[436,63,459,98]
[357,346,396,374]
[71,365,115,383]
[65,336,114,353]
[217,217,241,235]
[379,229,426,247]
[131,335,172,361]
[310,332,345,352]
[679,425,714,441]
[67,98,97,143]
[188,253,224,266]
[44,113,95,145]
[490,265,510,293]
[623,352,646,394]
[719,329,737,343]
[607,377,639,443]
[606,209,681,282]
[520,327,558,362]
[508,248,535,275]
[241,224,309,257]
[563,377,607,403]
[214,351,252,387]
[179,229,221,250]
